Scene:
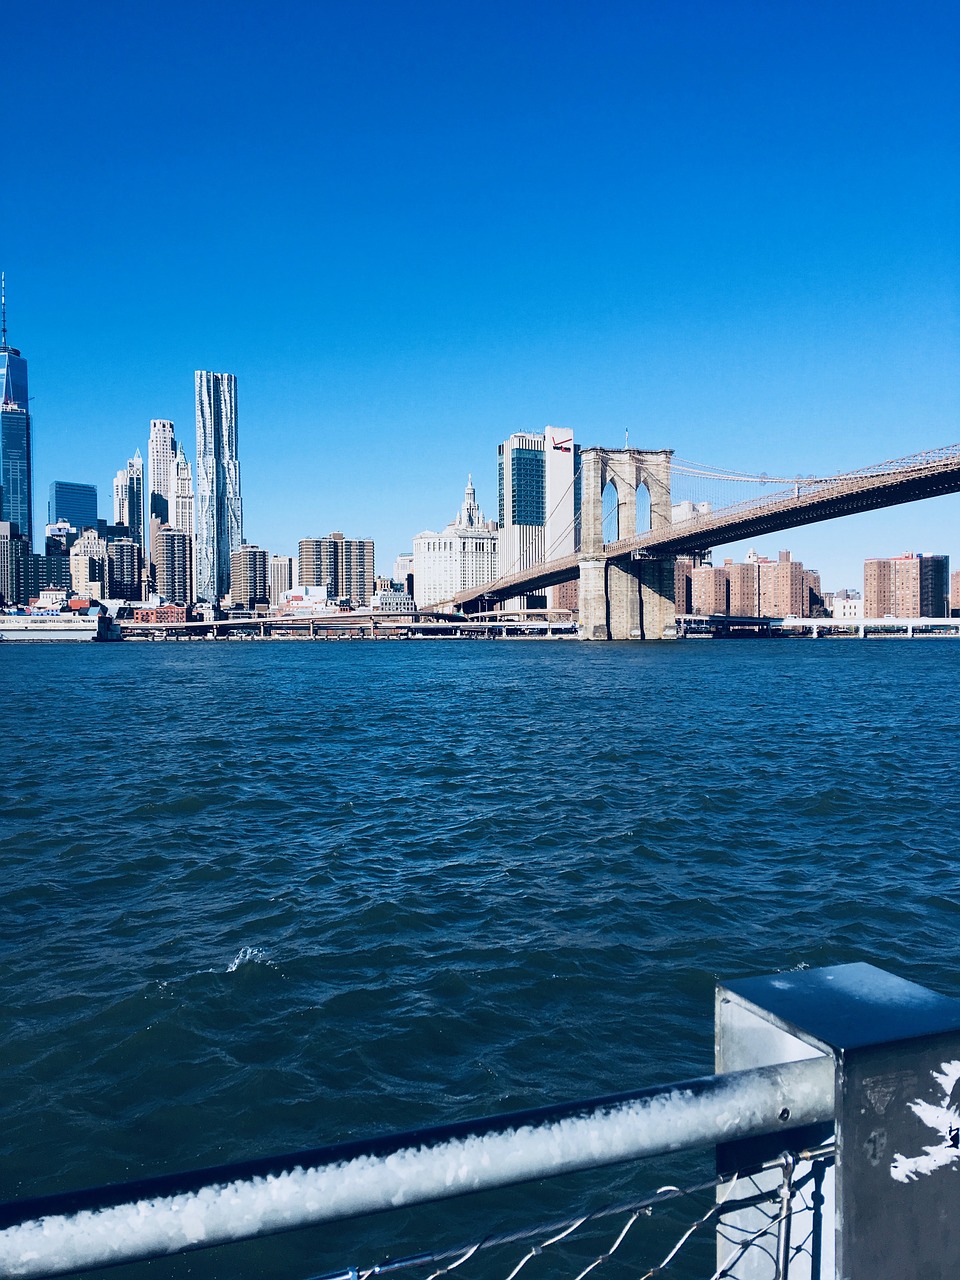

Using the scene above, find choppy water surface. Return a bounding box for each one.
[2,638,959,1278]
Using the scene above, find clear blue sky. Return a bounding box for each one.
[6,0,958,588]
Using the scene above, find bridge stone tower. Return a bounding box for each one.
[579,448,675,640]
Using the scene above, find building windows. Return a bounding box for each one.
[510,448,545,526]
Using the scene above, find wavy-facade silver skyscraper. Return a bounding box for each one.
[195,371,242,603]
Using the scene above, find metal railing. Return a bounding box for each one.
[0,1060,831,1278]
[5,962,960,1280]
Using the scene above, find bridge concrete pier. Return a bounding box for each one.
[638,555,677,639]
[578,557,608,641]
[578,447,676,640]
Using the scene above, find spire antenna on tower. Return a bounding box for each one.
[1,272,7,348]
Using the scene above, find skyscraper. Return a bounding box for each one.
[154,525,193,605]
[0,276,33,548]
[195,371,242,603]
[0,520,33,605]
[498,431,546,578]
[173,443,194,538]
[147,419,176,524]
[497,426,579,608]
[113,450,145,551]
[229,544,269,609]
[107,537,145,601]
[49,481,98,531]
[147,419,177,561]
[299,533,375,605]
[412,477,499,606]
[147,418,197,593]
[69,528,108,599]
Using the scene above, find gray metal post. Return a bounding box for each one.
[716,962,960,1279]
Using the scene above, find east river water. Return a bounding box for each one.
[2,638,959,1279]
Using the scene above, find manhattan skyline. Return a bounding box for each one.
[5,0,958,589]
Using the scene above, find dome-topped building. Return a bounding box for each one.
[412,477,499,607]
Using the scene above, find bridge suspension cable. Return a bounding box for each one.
[471,462,583,601]
[543,466,582,561]
[672,459,816,484]
[672,441,960,487]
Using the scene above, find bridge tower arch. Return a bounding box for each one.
[579,448,675,640]
[601,479,622,542]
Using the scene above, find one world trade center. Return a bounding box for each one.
[0,275,33,547]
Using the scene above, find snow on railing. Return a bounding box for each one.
[0,1060,831,1278]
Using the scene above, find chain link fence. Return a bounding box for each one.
[306,1143,834,1280]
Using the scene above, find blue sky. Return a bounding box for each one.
[6,0,958,588]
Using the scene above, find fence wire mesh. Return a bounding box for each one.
[306,1143,834,1280]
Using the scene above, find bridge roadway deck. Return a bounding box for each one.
[448,445,960,611]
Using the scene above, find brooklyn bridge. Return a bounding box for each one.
[441,442,960,640]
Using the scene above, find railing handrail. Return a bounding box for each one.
[0,1057,833,1279]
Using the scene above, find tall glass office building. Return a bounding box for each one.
[195,371,242,603]
[497,428,580,608]
[0,287,33,548]
[49,481,99,531]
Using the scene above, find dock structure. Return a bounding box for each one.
[117,609,579,641]
[678,613,960,639]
